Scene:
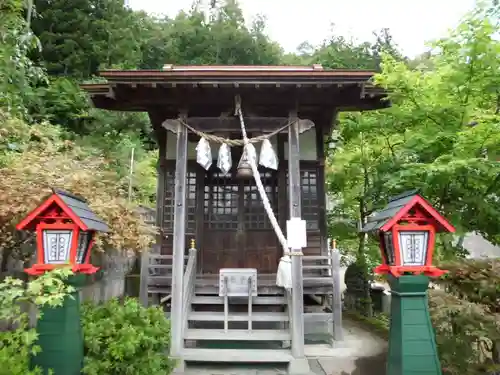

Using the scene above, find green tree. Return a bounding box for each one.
[310,26,402,70]
[31,0,283,76]
[0,0,46,119]
[327,1,500,269]
[158,1,282,65]
[31,0,146,77]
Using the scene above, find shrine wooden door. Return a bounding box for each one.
[200,168,280,274]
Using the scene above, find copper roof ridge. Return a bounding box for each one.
[98,64,377,74]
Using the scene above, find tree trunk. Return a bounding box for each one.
[357,131,373,317]
[357,199,373,317]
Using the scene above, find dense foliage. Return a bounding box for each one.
[438,259,500,312]
[81,298,174,375]
[354,287,500,375]
[1,0,499,373]
[432,258,500,374]
[429,290,500,374]
[0,268,74,375]
[323,3,500,373]
[0,113,156,259]
[30,0,282,78]
[328,2,500,266]
[0,269,173,375]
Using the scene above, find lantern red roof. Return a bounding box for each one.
[16,189,109,232]
[362,190,455,234]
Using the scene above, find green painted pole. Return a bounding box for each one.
[386,274,442,375]
[32,274,86,375]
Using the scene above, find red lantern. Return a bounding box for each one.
[16,189,109,276]
[362,190,455,278]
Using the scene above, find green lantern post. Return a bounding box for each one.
[16,189,109,375]
[361,190,455,375]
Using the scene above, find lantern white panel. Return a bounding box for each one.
[76,231,91,263]
[43,230,73,264]
[398,231,429,266]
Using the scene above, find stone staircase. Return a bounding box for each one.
[139,245,343,373]
[181,283,294,365]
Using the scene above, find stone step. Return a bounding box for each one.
[148,264,172,269]
[184,328,291,341]
[192,295,286,305]
[303,277,333,284]
[195,286,284,296]
[303,264,331,270]
[188,311,289,322]
[181,348,293,363]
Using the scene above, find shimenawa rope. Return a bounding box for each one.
[234,96,302,257]
[178,118,293,146]
[175,99,302,257]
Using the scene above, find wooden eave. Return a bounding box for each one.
[81,65,390,122]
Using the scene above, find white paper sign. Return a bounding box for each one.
[286,218,307,249]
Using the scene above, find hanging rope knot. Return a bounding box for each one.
[284,251,304,256]
[234,94,242,116]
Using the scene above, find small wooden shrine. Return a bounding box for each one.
[82,64,388,374]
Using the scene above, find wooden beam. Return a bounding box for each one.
[287,110,306,361]
[170,114,188,357]
[163,117,310,134]
[89,93,387,116]
[97,84,359,108]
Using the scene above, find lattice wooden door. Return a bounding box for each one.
[201,169,280,273]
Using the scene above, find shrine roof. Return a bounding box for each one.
[99,64,378,79]
[81,64,389,118]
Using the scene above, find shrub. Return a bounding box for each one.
[81,297,175,375]
[429,290,500,375]
[347,288,500,375]
[436,259,500,312]
[0,268,74,375]
[433,259,500,374]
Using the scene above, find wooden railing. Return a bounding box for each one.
[302,238,344,343]
[181,245,197,340]
[139,247,189,307]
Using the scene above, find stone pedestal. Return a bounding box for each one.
[387,275,442,375]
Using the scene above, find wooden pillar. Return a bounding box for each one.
[195,165,204,272]
[315,119,327,256]
[277,134,287,248]
[156,128,168,252]
[330,240,344,342]
[170,119,188,358]
[139,249,150,307]
[288,112,306,360]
